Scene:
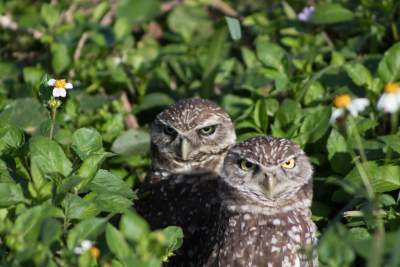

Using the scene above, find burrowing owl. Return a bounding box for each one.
[135,98,236,266]
[206,136,318,267]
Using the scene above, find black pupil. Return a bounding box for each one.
[164,126,175,135]
[245,162,253,169]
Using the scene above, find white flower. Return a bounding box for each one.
[73,240,93,255]
[298,6,315,22]
[47,78,73,98]
[377,82,400,113]
[330,94,370,123]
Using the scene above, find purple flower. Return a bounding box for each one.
[298,6,315,22]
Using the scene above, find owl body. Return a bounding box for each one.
[206,136,318,267]
[135,98,235,266]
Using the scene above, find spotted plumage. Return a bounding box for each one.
[206,136,318,267]
[135,98,236,266]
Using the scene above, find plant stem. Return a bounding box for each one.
[49,107,57,140]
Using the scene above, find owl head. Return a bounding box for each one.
[221,136,313,210]
[151,98,236,174]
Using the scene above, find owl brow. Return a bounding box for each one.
[194,116,224,129]
[278,153,300,165]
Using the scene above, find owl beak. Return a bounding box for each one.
[180,138,191,160]
[263,175,276,197]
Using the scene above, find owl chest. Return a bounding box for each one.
[209,212,316,267]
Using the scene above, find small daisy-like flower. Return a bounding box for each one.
[73,240,93,255]
[47,78,73,98]
[330,94,370,123]
[298,6,315,22]
[377,82,400,113]
[90,247,100,258]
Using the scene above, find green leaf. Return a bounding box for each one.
[51,43,70,74]
[40,218,62,246]
[379,134,400,154]
[41,4,59,27]
[117,0,160,24]
[134,93,175,114]
[162,226,184,252]
[72,128,104,160]
[30,136,72,177]
[0,182,27,208]
[378,43,400,83]
[76,153,108,190]
[62,194,99,220]
[90,170,135,199]
[106,223,132,260]
[294,106,330,145]
[67,218,107,249]
[120,211,149,241]
[256,35,286,73]
[345,161,400,193]
[225,16,241,41]
[344,63,373,88]
[23,66,45,85]
[311,3,354,24]
[326,129,352,174]
[0,98,48,133]
[276,99,301,127]
[111,129,150,156]
[0,124,24,155]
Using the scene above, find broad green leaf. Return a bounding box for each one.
[326,129,352,174]
[92,193,133,213]
[41,4,59,27]
[256,35,286,73]
[120,211,149,241]
[76,153,108,190]
[40,218,62,246]
[344,63,373,88]
[111,129,150,156]
[345,161,400,193]
[67,217,107,249]
[72,128,104,160]
[167,5,212,42]
[0,124,24,155]
[106,224,132,260]
[378,43,400,83]
[276,99,301,127]
[311,3,354,24]
[379,134,400,154]
[62,194,99,220]
[30,136,72,177]
[90,170,135,199]
[161,226,184,252]
[51,43,70,74]
[225,16,241,41]
[295,106,330,145]
[134,93,175,114]
[0,98,48,133]
[117,0,160,24]
[0,182,27,208]
[23,66,45,85]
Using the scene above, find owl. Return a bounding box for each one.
[206,136,318,267]
[135,98,236,266]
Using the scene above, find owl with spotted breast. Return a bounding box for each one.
[135,98,236,266]
[206,136,318,267]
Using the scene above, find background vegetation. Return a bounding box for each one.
[1,0,400,266]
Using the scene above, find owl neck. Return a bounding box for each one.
[221,181,313,216]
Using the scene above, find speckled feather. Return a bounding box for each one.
[204,136,318,267]
[135,98,236,266]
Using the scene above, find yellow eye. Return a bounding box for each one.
[199,125,217,136]
[240,159,256,171]
[282,159,295,169]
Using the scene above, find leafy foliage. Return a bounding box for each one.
[1,0,400,266]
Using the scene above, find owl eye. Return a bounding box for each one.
[282,159,295,169]
[239,159,256,171]
[163,126,177,136]
[199,125,217,136]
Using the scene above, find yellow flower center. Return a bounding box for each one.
[333,94,352,108]
[90,247,100,258]
[384,82,400,94]
[54,79,66,88]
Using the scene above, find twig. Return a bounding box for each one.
[0,14,43,39]
[73,31,89,61]
[121,92,139,129]
[161,0,182,13]
[209,0,239,17]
